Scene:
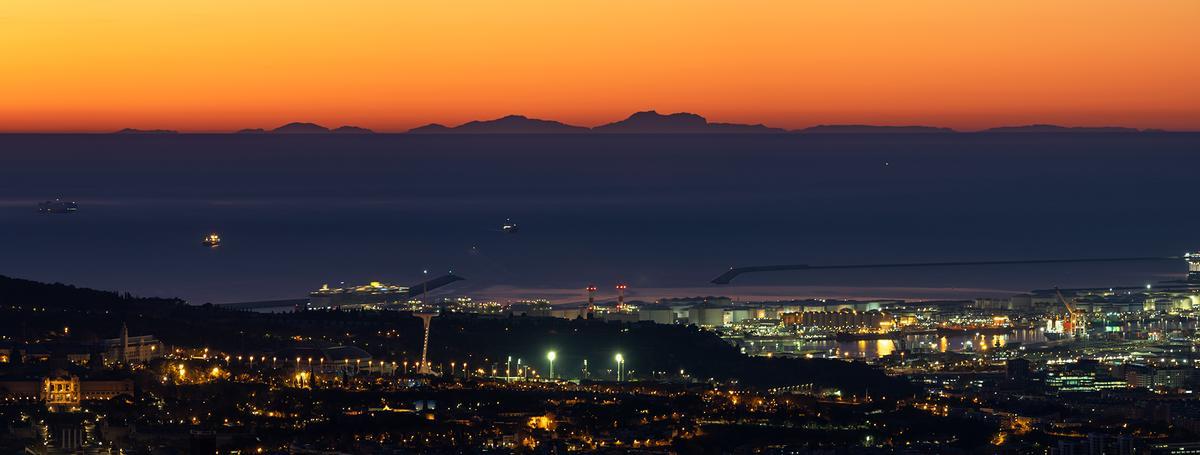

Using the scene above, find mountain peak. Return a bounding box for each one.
[331,125,374,134]
[982,124,1142,133]
[595,110,782,133]
[408,115,587,134]
[799,125,956,134]
[408,123,452,133]
[271,122,331,134]
[113,128,178,134]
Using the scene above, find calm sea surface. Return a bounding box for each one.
[1,133,1197,304]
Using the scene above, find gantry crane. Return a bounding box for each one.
[1053,287,1087,337]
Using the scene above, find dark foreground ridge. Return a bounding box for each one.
[0,274,908,394]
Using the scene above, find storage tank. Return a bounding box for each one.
[638,308,675,325]
[688,305,728,328]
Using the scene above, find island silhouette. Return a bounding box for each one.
[409,114,587,134]
[112,112,1173,134]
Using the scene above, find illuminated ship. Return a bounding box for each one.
[202,233,221,247]
[502,220,519,233]
[308,281,412,310]
[37,199,78,213]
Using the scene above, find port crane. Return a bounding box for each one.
[1052,287,1087,338]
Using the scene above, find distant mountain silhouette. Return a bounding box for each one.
[594,110,784,133]
[408,115,587,134]
[982,124,1141,133]
[709,122,788,133]
[271,122,331,134]
[235,124,371,134]
[799,125,956,134]
[408,123,452,133]
[202,114,1171,135]
[113,128,177,134]
[331,126,374,134]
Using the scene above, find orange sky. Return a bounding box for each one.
[1,1,1197,132]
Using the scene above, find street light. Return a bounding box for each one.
[614,353,625,382]
[421,269,429,304]
[547,351,557,380]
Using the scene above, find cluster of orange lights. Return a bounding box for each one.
[585,284,628,292]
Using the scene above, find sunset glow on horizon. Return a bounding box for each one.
[2,0,1198,132]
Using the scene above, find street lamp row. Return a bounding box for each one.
[545,350,625,381]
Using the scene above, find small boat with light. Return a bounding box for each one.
[38,199,78,213]
[202,233,222,247]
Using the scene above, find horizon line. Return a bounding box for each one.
[0,110,1195,134]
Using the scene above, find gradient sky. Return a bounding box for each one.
[2,1,1198,132]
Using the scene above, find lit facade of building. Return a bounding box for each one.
[781,310,892,330]
[1187,252,1200,282]
[41,376,80,409]
[102,334,164,364]
[0,375,134,411]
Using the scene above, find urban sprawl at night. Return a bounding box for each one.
[5,253,1200,453]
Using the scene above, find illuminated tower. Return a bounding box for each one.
[1187,252,1200,282]
[615,284,628,312]
[119,323,129,364]
[414,311,438,375]
[586,285,598,318]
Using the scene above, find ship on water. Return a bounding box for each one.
[202,233,221,247]
[308,281,412,310]
[502,219,520,233]
[37,199,78,213]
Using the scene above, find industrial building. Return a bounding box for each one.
[687,304,728,328]
[780,309,892,330]
[638,307,675,324]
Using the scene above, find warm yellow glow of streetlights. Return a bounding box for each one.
[615,353,625,382]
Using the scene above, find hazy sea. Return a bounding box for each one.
[1,133,1197,305]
